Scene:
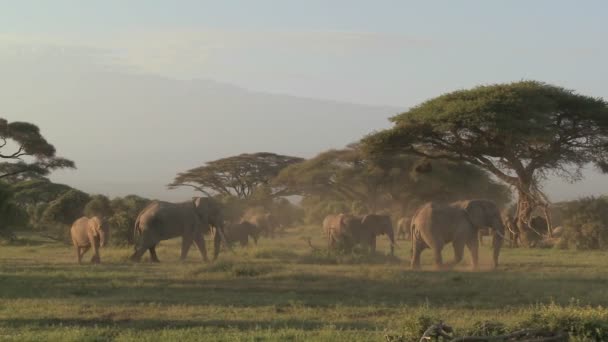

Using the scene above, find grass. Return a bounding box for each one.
[1,225,607,341]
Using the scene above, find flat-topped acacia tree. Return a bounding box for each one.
[363,81,608,246]
[169,152,304,199]
[0,118,75,181]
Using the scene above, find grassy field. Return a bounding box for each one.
[1,225,608,341]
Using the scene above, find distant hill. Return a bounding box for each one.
[0,66,398,200]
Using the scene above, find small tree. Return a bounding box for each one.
[0,118,75,181]
[0,182,28,240]
[169,152,304,199]
[108,195,150,245]
[83,195,113,218]
[364,81,608,246]
[561,197,608,250]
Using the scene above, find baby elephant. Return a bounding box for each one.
[70,216,110,264]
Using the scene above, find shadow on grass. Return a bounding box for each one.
[2,269,608,309]
[0,318,377,331]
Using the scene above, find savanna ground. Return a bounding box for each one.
[1,225,607,341]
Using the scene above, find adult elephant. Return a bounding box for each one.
[70,216,110,264]
[131,197,227,262]
[323,214,395,255]
[411,199,504,270]
[359,214,395,255]
[224,221,260,247]
[323,213,359,251]
[396,216,411,240]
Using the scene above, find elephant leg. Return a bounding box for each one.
[149,245,160,263]
[91,241,101,264]
[192,233,209,262]
[75,246,82,264]
[370,235,377,254]
[80,246,90,263]
[181,235,193,261]
[432,248,444,270]
[130,246,147,261]
[213,231,221,260]
[411,239,424,270]
[466,239,479,270]
[451,239,466,267]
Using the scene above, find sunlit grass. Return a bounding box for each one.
[1,226,607,341]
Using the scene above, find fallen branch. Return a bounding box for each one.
[416,322,567,342]
[302,236,322,252]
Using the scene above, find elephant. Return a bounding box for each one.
[243,212,277,238]
[323,213,360,251]
[478,227,491,245]
[70,216,109,264]
[410,199,505,270]
[323,213,395,255]
[131,197,227,262]
[396,216,411,240]
[224,221,260,247]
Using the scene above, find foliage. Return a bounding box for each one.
[169,152,304,198]
[0,182,28,240]
[107,195,150,245]
[0,118,75,181]
[363,81,608,246]
[83,194,113,218]
[41,189,91,226]
[561,197,608,250]
[276,144,510,223]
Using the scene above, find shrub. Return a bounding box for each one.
[561,197,608,250]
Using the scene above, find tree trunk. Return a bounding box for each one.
[543,205,553,238]
[515,188,536,247]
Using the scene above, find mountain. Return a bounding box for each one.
[0,67,399,200]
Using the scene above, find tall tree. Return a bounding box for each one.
[0,118,75,181]
[274,144,510,216]
[363,81,608,246]
[169,152,304,199]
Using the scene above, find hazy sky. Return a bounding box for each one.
[1,1,608,201]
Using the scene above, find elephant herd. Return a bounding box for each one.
[69,197,276,264]
[323,199,505,270]
[70,196,506,271]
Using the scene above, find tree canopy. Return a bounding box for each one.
[0,118,75,181]
[363,81,608,245]
[169,152,304,199]
[274,144,510,222]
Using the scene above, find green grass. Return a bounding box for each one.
[1,225,607,341]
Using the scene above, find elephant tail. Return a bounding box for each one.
[132,215,142,246]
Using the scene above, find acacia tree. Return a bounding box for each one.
[274,144,510,218]
[363,81,608,246]
[169,152,304,199]
[0,118,75,181]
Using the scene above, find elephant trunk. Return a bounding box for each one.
[214,223,232,259]
[99,229,108,247]
[387,228,395,256]
[491,218,505,269]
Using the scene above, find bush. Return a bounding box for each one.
[0,182,28,241]
[561,197,608,250]
[518,303,608,341]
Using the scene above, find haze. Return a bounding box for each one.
[2,0,607,201]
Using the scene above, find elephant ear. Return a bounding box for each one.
[463,201,490,228]
[89,217,102,236]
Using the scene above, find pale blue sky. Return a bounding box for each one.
[2,0,606,106]
[1,1,607,200]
